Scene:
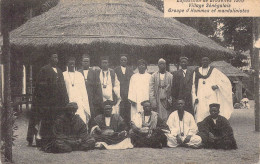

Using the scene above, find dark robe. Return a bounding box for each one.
[172,68,194,115]
[27,64,69,145]
[114,66,133,126]
[129,111,168,148]
[197,115,237,150]
[45,114,95,153]
[92,114,127,145]
[78,68,97,118]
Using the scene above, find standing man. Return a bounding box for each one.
[192,57,233,123]
[94,56,121,116]
[114,54,134,126]
[63,57,91,125]
[172,57,194,115]
[78,54,97,118]
[27,54,68,147]
[149,58,173,121]
[128,59,151,128]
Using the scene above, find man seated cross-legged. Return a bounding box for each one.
[197,103,237,150]
[165,99,202,148]
[45,102,95,153]
[129,100,168,148]
[90,100,133,149]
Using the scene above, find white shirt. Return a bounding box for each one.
[83,70,89,79]
[144,116,151,123]
[105,117,111,126]
[182,69,187,77]
[100,70,113,101]
[121,66,126,75]
[159,73,165,80]
[212,118,218,124]
[52,67,57,73]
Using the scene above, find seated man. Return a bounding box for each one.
[45,102,95,153]
[129,100,168,148]
[91,100,133,149]
[166,99,202,148]
[197,103,237,150]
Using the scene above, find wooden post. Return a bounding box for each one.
[1,0,13,161]
[253,17,260,132]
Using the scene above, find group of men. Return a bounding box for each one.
[26,53,237,153]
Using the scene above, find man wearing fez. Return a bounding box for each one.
[149,58,173,121]
[94,56,121,116]
[90,100,133,149]
[45,102,95,153]
[128,59,151,128]
[63,57,91,125]
[166,99,202,148]
[192,57,233,123]
[197,103,237,150]
[78,54,97,118]
[172,56,194,116]
[129,100,168,148]
[27,53,68,146]
[114,54,134,126]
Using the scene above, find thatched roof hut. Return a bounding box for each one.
[10,0,234,69]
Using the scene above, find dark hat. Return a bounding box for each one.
[100,56,109,61]
[141,100,150,106]
[179,56,188,61]
[209,103,220,109]
[137,59,147,66]
[65,102,78,112]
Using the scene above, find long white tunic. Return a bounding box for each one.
[128,72,151,128]
[63,71,90,124]
[192,67,233,123]
[99,69,121,114]
[166,111,202,147]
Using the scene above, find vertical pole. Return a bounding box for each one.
[253,17,260,132]
[1,0,13,161]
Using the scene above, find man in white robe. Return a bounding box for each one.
[128,59,151,128]
[63,57,91,125]
[165,99,202,148]
[192,57,233,123]
[150,58,173,121]
[94,56,121,115]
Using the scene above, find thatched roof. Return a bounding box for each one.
[210,61,248,77]
[10,0,234,65]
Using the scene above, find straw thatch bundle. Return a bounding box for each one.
[10,0,234,68]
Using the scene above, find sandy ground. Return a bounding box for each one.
[3,101,260,164]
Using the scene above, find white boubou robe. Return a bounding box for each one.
[166,111,202,148]
[63,71,91,124]
[128,72,151,128]
[192,67,233,123]
[99,70,121,114]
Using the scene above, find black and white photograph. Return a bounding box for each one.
[0,0,259,163]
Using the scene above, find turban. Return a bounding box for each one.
[158,58,166,64]
[179,56,188,61]
[141,100,151,106]
[137,59,147,66]
[65,102,78,112]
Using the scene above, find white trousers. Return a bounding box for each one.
[166,134,202,148]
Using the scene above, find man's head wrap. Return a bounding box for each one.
[141,100,151,106]
[158,58,166,64]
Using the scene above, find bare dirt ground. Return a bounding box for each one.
[3,101,260,164]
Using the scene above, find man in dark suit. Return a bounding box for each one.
[78,54,97,119]
[171,57,194,115]
[27,54,69,147]
[114,54,134,127]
